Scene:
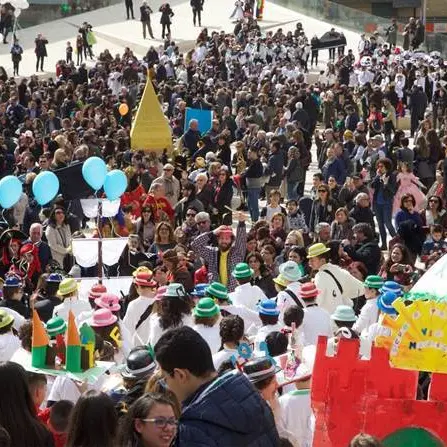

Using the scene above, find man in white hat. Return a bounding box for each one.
[307,243,363,315]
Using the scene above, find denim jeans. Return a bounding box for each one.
[247,188,261,222]
[373,201,396,247]
[287,181,298,201]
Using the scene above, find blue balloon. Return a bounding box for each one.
[32,171,60,205]
[0,175,22,209]
[103,170,128,201]
[82,157,107,191]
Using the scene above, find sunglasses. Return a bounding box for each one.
[318,189,327,193]
[186,213,196,217]
[429,199,440,203]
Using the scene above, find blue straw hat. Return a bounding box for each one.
[257,299,280,316]
[377,291,398,315]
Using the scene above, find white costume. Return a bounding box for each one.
[53,298,91,321]
[229,283,267,312]
[302,306,333,346]
[0,332,20,362]
[230,0,244,20]
[148,313,194,347]
[279,389,314,447]
[193,324,221,354]
[352,298,379,334]
[122,296,156,347]
[314,263,363,315]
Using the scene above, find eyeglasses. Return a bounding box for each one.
[140,417,178,428]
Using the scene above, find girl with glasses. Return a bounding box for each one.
[118,393,177,447]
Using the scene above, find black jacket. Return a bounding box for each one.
[140,4,153,21]
[344,241,381,275]
[173,371,280,446]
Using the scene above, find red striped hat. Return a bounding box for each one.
[134,271,157,288]
[299,282,321,300]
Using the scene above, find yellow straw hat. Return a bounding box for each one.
[57,278,79,297]
[307,243,331,259]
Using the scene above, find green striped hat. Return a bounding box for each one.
[364,275,384,289]
[205,282,229,301]
[193,298,220,318]
[232,263,254,279]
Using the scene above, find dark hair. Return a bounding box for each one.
[217,359,235,375]
[246,251,270,277]
[265,331,288,357]
[18,320,32,351]
[313,173,324,181]
[219,315,244,346]
[349,433,384,447]
[283,305,304,328]
[117,393,177,446]
[27,372,47,396]
[426,195,443,212]
[352,222,374,241]
[400,193,416,209]
[376,157,392,172]
[259,313,279,326]
[431,223,444,234]
[49,400,74,433]
[182,181,196,199]
[333,319,355,329]
[48,206,68,227]
[0,362,52,447]
[194,314,220,327]
[158,295,193,330]
[154,326,215,376]
[66,390,117,447]
[383,243,412,272]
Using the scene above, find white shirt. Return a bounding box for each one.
[314,263,363,315]
[279,389,314,447]
[193,324,221,354]
[53,298,92,321]
[229,283,267,312]
[302,306,333,346]
[277,282,304,318]
[221,303,259,328]
[352,298,379,334]
[0,332,21,362]
[122,296,156,347]
[213,347,238,370]
[252,322,283,351]
[148,313,194,347]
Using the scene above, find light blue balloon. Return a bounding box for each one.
[103,170,128,201]
[32,171,60,205]
[82,157,107,191]
[0,175,22,209]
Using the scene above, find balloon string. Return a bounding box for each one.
[0,209,8,227]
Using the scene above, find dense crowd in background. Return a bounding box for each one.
[0,4,443,447]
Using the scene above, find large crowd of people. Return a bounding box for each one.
[0,2,443,446]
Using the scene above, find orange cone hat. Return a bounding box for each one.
[32,309,49,348]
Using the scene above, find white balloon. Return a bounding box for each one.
[20,1,29,9]
[14,7,21,16]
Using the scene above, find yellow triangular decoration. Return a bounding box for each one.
[130,79,172,153]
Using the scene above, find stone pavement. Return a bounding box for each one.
[0,0,361,78]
